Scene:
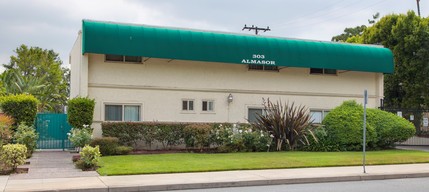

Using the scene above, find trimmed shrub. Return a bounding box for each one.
[183,124,211,150]
[102,122,270,152]
[0,144,27,171]
[68,128,92,149]
[102,122,186,148]
[322,100,377,151]
[0,94,38,127]
[14,123,38,156]
[114,146,133,155]
[76,145,101,170]
[0,115,14,145]
[367,109,415,148]
[90,137,120,156]
[67,97,95,129]
[153,123,184,149]
[102,122,145,146]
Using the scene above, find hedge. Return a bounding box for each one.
[90,137,132,156]
[67,97,95,128]
[0,94,38,126]
[102,122,272,152]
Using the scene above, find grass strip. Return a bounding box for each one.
[97,150,429,176]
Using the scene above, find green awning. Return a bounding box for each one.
[82,20,394,73]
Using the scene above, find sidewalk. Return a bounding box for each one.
[2,163,429,192]
[10,151,98,180]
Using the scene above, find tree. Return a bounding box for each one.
[1,69,47,96]
[354,11,429,110]
[1,45,69,112]
[331,13,379,42]
[341,11,429,130]
[331,25,367,42]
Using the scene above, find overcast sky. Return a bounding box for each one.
[0,0,426,71]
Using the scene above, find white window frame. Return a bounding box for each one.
[201,100,215,113]
[104,103,142,122]
[182,99,195,112]
[310,109,330,124]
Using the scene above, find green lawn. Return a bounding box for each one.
[97,150,429,176]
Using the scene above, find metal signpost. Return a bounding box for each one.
[363,90,368,173]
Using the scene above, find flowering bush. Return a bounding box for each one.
[213,124,272,152]
[68,127,92,150]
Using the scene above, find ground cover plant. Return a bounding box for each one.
[97,150,429,176]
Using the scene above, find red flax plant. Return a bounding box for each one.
[253,99,316,151]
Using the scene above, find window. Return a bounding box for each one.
[182,100,194,111]
[202,100,214,112]
[105,54,124,62]
[248,64,278,71]
[310,68,337,75]
[105,104,140,121]
[105,54,142,63]
[310,110,330,124]
[248,108,264,123]
[124,56,142,63]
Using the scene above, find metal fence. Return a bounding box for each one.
[381,108,429,146]
[35,113,73,150]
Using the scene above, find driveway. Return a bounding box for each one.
[396,145,429,152]
[9,151,98,180]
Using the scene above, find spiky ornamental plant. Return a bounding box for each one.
[253,99,316,151]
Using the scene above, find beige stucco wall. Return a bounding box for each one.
[70,32,89,98]
[69,52,385,137]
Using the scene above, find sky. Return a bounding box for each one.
[0,0,426,71]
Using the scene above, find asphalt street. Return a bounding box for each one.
[173,177,429,192]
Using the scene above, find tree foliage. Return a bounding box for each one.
[331,25,367,42]
[344,11,429,109]
[331,13,379,42]
[1,45,69,112]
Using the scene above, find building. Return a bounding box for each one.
[70,20,394,137]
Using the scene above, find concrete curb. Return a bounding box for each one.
[105,172,429,192]
[3,167,429,192]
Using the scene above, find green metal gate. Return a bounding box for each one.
[35,113,73,150]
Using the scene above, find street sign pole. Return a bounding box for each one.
[363,90,368,174]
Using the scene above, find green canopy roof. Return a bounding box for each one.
[82,20,394,73]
